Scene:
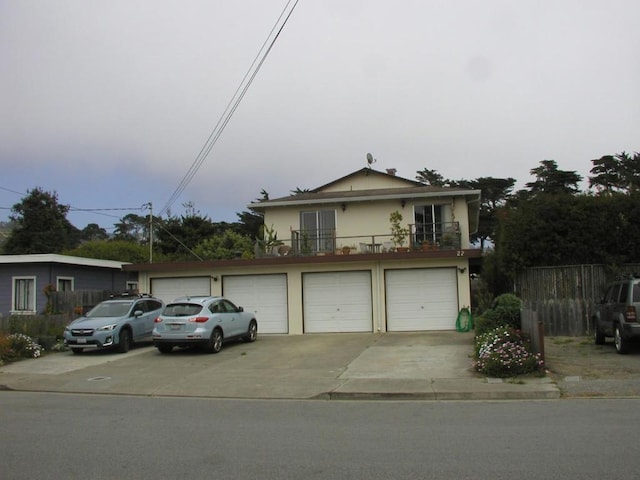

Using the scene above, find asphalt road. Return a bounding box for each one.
[1,391,637,480]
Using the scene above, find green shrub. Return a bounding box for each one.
[51,338,69,352]
[472,293,523,335]
[474,326,543,377]
[473,311,502,336]
[1,315,68,339]
[0,335,11,364]
[491,293,522,329]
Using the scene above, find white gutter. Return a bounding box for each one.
[249,190,482,209]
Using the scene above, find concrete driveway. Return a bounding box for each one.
[0,331,558,400]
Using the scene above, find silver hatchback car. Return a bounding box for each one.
[152,296,257,354]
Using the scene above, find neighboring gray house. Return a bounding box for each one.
[0,254,137,317]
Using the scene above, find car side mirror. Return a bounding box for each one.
[238,306,244,312]
[133,309,144,317]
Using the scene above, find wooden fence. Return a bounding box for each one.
[0,290,116,348]
[516,264,640,336]
[47,290,115,316]
[521,308,545,359]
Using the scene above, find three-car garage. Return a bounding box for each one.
[148,265,462,334]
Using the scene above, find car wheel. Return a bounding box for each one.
[72,348,84,355]
[594,323,606,345]
[116,329,132,353]
[204,329,223,354]
[243,320,258,343]
[157,344,173,354]
[614,325,629,354]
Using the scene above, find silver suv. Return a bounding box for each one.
[64,294,164,354]
[593,277,640,354]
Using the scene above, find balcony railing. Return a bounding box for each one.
[256,222,461,257]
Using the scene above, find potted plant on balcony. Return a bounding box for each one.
[421,240,436,251]
[441,225,459,249]
[389,211,410,252]
[341,245,357,255]
[257,224,283,256]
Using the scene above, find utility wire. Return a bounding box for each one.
[0,186,25,196]
[0,185,144,218]
[154,221,204,261]
[157,0,300,218]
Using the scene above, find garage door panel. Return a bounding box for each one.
[151,277,211,305]
[386,268,458,331]
[304,271,372,333]
[223,274,288,334]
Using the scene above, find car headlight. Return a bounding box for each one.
[97,324,118,331]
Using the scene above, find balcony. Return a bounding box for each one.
[257,222,462,257]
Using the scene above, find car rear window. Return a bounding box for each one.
[163,303,203,317]
[620,284,629,303]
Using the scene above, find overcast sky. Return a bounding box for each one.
[1,0,639,232]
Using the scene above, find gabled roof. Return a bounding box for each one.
[0,254,128,269]
[311,167,423,192]
[249,167,480,211]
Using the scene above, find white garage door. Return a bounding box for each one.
[386,268,458,331]
[223,274,288,334]
[303,271,372,333]
[151,277,211,304]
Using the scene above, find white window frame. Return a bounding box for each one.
[300,209,336,253]
[11,276,37,314]
[126,281,139,292]
[56,276,74,292]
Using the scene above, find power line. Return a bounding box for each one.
[157,0,300,218]
[0,186,25,196]
[69,207,143,212]
[0,184,145,219]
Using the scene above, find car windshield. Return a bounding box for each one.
[86,301,133,318]
[163,303,203,317]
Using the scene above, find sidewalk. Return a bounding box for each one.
[0,332,560,400]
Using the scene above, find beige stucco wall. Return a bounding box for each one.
[137,256,472,335]
[264,196,473,250]
[321,172,414,192]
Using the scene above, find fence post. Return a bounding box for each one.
[521,306,544,362]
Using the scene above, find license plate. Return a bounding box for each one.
[77,338,87,344]
[170,325,182,331]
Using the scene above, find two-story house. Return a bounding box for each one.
[129,168,481,335]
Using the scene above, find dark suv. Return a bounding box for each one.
[593,277,640,354]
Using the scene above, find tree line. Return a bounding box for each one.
[415,152,640,294]
[0,191,265,263]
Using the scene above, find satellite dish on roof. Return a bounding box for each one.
[366,152,376,167]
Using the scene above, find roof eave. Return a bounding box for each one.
[0,253,129,269]
[249,189,482,211]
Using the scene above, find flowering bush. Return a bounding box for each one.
[0,333,43,363]
[51,338,69,352]
[474,326,544,377]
